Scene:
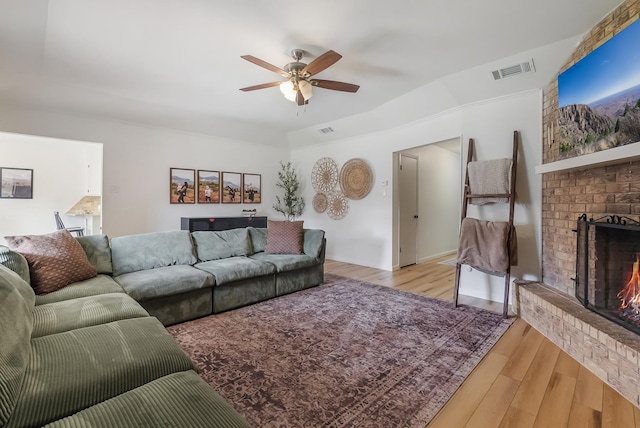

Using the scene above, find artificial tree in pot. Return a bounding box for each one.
[273,161,305,221]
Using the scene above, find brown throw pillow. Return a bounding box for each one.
[5,229,97,294]
[265,220,304,255]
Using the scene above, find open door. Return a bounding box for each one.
[399,153,418,267]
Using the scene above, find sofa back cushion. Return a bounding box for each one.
[76,235,113,274]
[5,230,98,294]
[248,227,268,254]
[111,231,197,277]
[0,245,30,284]
[303,229,326,259]
[192,229,251,262]
[0,264,35,426]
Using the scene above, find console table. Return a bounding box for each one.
[180,216,267,232]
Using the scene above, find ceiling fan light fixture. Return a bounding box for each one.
[299,80,313,101]
[279,81,297,101]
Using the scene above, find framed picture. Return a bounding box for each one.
[170,168,195,204]
[221,172,241,203]
[243,173,261,204]
[0,167,33,199]
[197,170,220,204]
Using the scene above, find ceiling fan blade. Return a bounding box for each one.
[301,50,342,76]
[296,90,305,106]
[241,55,288,76]
[239,82,282,92]
[310,79,360,93]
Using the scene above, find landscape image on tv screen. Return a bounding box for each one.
[558,19,640,159]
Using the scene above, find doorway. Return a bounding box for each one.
[398,154,418,267]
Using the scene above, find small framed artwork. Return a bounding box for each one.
[221,172,242,203]
[0,167,33,199]
[243,173,261,204]
[197,170,220,204]
[170,168,195,204]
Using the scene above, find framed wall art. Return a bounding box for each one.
[221,172,242,203]
[170,168,195,204]
[197,170,220,203]
[0,167,33,199]
[242,173,261,203]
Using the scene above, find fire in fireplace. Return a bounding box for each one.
[575,214,640,334]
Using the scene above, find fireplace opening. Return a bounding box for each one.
[575,215,640,335]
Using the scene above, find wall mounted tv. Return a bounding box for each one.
[557,19,640,159]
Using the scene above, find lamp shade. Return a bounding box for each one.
[279,81,297,101]
[66,195,101,216]
[299,80,313,101]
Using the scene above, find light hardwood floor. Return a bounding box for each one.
[325,256,640,428]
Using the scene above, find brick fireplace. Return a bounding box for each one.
[516,0,640,408]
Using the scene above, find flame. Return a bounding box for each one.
[617,254,640,314]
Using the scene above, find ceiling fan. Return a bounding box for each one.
[239,49,360,106]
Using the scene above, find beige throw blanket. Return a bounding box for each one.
[468,158,512,205]
[457,217,517,276]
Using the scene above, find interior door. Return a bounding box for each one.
[399,154,418,267]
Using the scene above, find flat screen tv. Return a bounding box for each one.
[557,19,640,159]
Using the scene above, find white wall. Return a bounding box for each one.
[0,131,102,240]
[0,104,289,237]
[292,90,542,303]
[404,140,461,262]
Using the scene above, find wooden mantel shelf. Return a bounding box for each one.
[535,143,640,174]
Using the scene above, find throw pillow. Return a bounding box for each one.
[265,220,304,254]
[5,230,97,294]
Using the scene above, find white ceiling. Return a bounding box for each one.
[0,0,625,146]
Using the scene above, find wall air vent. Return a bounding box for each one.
[318,127,334,134]
[491,59,535,80]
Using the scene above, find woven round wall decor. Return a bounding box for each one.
[311,157,339,193]
[327,190,349,220]
[312,193,328,213]
[339,158,373,200]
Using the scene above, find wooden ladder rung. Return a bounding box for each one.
[464,193,512,199]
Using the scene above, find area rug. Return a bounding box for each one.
[167,274,513,428]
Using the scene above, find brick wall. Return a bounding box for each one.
[542,0,640,295]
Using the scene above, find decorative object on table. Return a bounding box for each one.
[170,168,195,204]
[242,209,257,218]
[326,189,349,220]
[221,172,242,204]
[167,274,513,428]
[273,161,305,221]
[339,158,373,200]
[0,167,33,199]
[66,195,102,235]
[242,173,261,204]
[312,193,328,213]
[311,157,339,193]
[197,170,220,204]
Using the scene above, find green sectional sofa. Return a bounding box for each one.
[0,226,325,427]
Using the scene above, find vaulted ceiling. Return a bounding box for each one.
[0,0,625,146]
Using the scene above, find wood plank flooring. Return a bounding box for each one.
[324,256,640,428]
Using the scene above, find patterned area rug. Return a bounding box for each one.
[167,274,513,428]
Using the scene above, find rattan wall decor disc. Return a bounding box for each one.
[339,158,373,200]
[311,157,339,193]
[312,193,328,213]
[327,190,349,220]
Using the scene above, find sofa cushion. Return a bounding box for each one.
[110,231,197,277]
[76,234,113,274]
[35,274,125,305]
[303,229,326,259]
[8,317,195,428]
[0,265,35,427]
[32,293,149,338]
[247,227,268,254]
[114,265,213,301]
[5,230,98,294]
[192,229,251,261]
[195,256,276,285]
[249,252,319,273]
[42,370,253,428]
[265,220,304,254]
[0,245,30,284]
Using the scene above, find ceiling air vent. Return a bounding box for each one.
[491,59,535,80]
[318,127,334,134]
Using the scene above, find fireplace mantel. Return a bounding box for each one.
[535,143,640,174]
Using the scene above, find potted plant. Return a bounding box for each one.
[273,161,305,221]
